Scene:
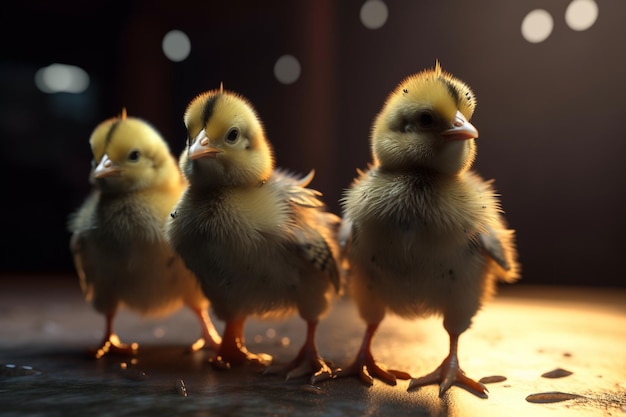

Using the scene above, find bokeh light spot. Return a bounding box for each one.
[521,9,554,43]
[274,54,301,85]
[34,63,90,94]
[162,30,191,62]
[565,0,598,31]
[360,0,388,30]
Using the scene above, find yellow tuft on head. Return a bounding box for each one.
[387,62,476,123]
[434,59,442,76]
[370,63,479,173]
[89,111,169,161]
[184,87,266,152]
[183,87,275,186]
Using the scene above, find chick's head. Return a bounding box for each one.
[182,88,273,188]
[88,110,176,193]
[372,62,478,175]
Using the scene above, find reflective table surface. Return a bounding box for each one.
[1,276,624,416]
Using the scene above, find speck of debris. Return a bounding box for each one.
[175,379,188,397]
[526,391,584,403]
[301,384,322,395]
[479,375,507,384]
[541,368,573,379]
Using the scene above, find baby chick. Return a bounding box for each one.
[167,87,341,383]
[68,109,221,358]
[337,62,520,398]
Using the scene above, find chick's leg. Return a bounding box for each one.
[212,317,271,369]
[408,329,487,398]
[336,323,411,385]
[265,320,334,384]
[188,306,222,352]
[89,311,138,359]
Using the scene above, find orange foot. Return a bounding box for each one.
[188,335,220,353]
[264,321,335,384]
[211,346,271,370]
[88,334,138,359]
[210,318,271,370]
[407,353,488,398]
[335,349,411,386]
[335,323,411,386]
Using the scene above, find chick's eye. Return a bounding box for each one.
[225,128,239,144]
[417,111,436,129]
[128,149,141,162]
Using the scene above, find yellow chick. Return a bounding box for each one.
[167,87,341,383]
[68,109,221,358]
[337,62,520,398]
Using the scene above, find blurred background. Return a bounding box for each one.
[1,0,624,287]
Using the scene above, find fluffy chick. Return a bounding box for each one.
[68,109,221,358]
[167,87,341,383]
[337,62,520,398]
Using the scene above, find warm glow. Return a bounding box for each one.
[153,327,165,338]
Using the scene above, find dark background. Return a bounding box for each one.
[1,0,624,287]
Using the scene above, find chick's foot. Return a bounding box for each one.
[264,321,335,384]
[211,346,271,370]
[188,335,220,353]
[88,334,138,359]
[210,318,271,369]
[407,352,488,398]
[335,323,411,386]
[336,350,411,386]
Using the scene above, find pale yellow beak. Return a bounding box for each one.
[94,154,121,178]
[442,110,479,141]
[189,129,223,160]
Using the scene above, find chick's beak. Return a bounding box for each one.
[441,110,479,141]
[189,129,223,160]
[94,154,121,178]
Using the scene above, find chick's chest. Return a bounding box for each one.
[95,194,163,243]
[175,188,300,298]
[347,172,487,280]
[182,187,291,258]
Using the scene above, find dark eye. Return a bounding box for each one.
[416,111,436,129]
[225,128,239,144]
[128,149,141,162]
